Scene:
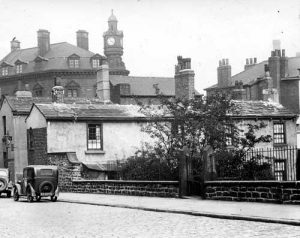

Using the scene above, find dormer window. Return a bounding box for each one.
[14,59,27,74]
[90,54,103,69]
[16,64,22,74]
[1,67,8,76]
[92,59,101,68]
[68,54,80,68]
[69,59,79,68]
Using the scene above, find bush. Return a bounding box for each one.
[120,151,178,181]
[216,150,274,180]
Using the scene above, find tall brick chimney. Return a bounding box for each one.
[37,29,50,57]
[268,50,280,93]
[96,63,110,103]
[10,38,20,52]
[280,49,288,78]
[76,30,89,51]
[217,58,231,87]
[174,56,195,100]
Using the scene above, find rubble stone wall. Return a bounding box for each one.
[47,152,179,198]
[205,181,300,204]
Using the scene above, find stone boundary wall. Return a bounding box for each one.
[46,152,179,198]
[71,180,179,197]
[205,181,300,204]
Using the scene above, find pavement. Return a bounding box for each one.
[59,192,300,226]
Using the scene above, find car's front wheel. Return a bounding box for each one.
[13,188,19,201]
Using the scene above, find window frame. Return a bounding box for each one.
[92,59,101,68]
[16,64,22,74]
[273,121,286,145]
[1,67,8,76]
[87,123,103,150]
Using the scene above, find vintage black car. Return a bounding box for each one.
[0,168,12,197]
[13,165,59,202]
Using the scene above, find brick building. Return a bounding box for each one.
[0,11,199,104]
[205,41,300,114]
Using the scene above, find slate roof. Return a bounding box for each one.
[110,75,201,96]
[206,56,300,90]
[33,103,147,121]
[231,100,297,118]
[3,96,106,115]
[0,42,104,76]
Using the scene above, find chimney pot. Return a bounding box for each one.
[226,59,229,65]
[282,49,285,57]
[219,60,222,67]
[222,59,225,65]
[246,58,249,65]
[250,58,253,65]
[254,57,257,64]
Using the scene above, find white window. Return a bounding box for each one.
[273,122,285,144]
[92,59,101,68]
[69,59,79,68]
[16,64,22,74]
[87,124,102,150]
[1,67,8,76]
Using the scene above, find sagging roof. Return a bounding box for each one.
[3,95,107,115]
[0,42,104,75]
[231,100,297,119]
[32,103,147,121]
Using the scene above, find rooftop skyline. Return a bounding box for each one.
[0,0,299,93]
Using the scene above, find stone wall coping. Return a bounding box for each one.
[72,179,179,185]
[205,180,300,186]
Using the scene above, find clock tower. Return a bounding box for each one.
[103,10,129,76]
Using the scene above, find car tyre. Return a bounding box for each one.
[0,178,7,192]
[13,188,19,201]
[51,195,57,202]
[36,195,41,202]
[27,189,33,203]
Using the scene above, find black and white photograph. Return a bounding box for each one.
[0,0,300,237]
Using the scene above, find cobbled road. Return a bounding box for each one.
[1,196,300,238]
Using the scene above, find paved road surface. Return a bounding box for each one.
[0,197,299,238]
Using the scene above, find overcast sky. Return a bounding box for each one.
[0,0,299,93]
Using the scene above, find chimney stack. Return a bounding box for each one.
[51,86,64,103]
[174,56,195,100]
[244,57,257,70]
[217,58,231,87]
[76,30,89,51]
[10,38,20,52]
[37,29,50,57]
[96,63,111,103]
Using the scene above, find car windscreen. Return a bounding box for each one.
[0,171,7,176]
[39,169,53,176]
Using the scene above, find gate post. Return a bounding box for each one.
[179,148,188,198]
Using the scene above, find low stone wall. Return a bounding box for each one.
[70,180,179,197]
[46,152,179,198]
[205,181,300,204]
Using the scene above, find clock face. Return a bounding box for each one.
[107,37,115,46]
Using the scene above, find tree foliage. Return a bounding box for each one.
[121,95,272,180]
